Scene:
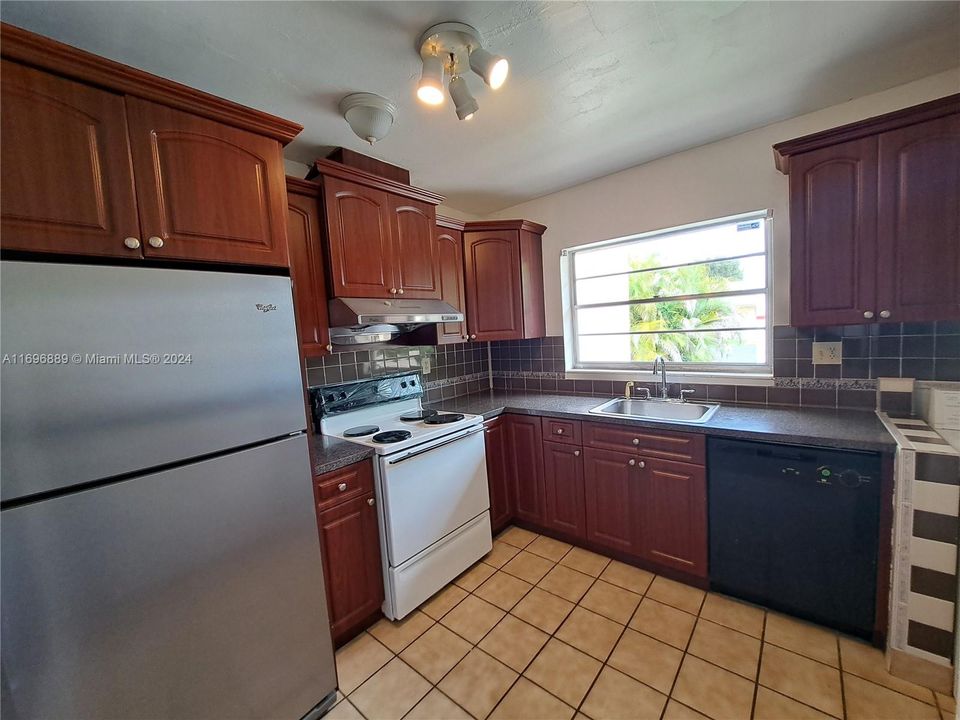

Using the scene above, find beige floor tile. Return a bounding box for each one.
[672,654,755,720]
[502,550,555,584]
[367,610,434,653]
[399,623,471,683]
[484,540,522,569]
[440,593,506,644]
[498,526,538,549]
[628,597,696,650]
[420,584,469,620]
[511,587,575,633]
[526,535,574,562]
[844,673,940,720]
[759,644,843,718]
[559,547,610,577]
[538,564,596,603]
[579,579,641,624]
[581,665,667,720]
[335,632,394,694]
[479,614,550,673]
[598,559,655,595]
[453,561,496,592]
[555,606,624,661]
[839,636,937,704]
[524,638,602,708]
[490,677,575,720]
[475,571,533,611]
[326,697,364,720]
[405,689,472,720]
[687,618,761,679]
[349,658,431,720]
[645,576,705,615]
[764,612,838,667]
[662,699,712,720]
[439,648,518,719]
[699,593,765,638]
[607,627,683,694]
[753,686,835,720]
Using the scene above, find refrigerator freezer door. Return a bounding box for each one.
[1,261,307,501]
[1,434,337,720]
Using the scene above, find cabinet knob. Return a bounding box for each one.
[863,311,875,319]
[879,310,891,319]
[338,483,347,492]
[367,497,375,506]
[574,450,580,457]
[389,288,398,294]
[398,288,405,295]
[123,237,141,250]
[326,344,333,352]
[639,460,645,469]
[628,458,636,466]
[470,334,477,340]
[556,428,564,435]
[632,438,640,445]
[147,236,164,249]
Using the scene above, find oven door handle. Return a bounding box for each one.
[386,426,484,465]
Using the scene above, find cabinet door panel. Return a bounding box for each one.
[505,415,545,524]
[323,177,394,297]
[316,491,383,644]
[464,232,524,340]
[1,60,140,258]
[436,227,468,343]
[484,418,513,534]
[542,441,586,539]
[639,458,707,577]
[583,447,638,555]
[286,184,331,357]
[125,98,288,266]
[789,138,878,326]
[877,115,960,323]
[390,197,440,298]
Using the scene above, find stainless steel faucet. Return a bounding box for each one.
[652,356,668,399]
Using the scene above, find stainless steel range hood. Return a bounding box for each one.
[328,297,464,327]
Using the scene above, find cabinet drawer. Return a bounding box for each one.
[583,422,705,464]
[541,417,582,445]
[315,461,374,510]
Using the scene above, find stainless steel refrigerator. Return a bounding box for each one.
[1,261,338,719]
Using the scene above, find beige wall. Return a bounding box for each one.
[487,69,960,336]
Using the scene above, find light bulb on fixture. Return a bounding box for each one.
[448,75,478,121]
[417,52,445,105]
[469,47,509,90]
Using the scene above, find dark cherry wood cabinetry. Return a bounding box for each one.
[286,178,331,358]
[775,94,960,326]
[542,441,586,539]
[389,195,440,299]
[434,217,469,343]
[638,458,707,576]
[313,461,383,646]
[484,417,513,534]
[463,220,547,341]
[505,415,546,525]
[582,447,640,555]
[0,24,299,266]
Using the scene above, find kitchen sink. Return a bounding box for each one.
[589,397,720,424]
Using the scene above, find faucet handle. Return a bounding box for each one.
[624,381,634,398]
[635,387,651,400]
[679,388,696,402]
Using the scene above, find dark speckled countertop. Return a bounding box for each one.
[309,433,375,476]
[426,390,897,454]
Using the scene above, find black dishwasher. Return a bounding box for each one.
[708,438,882,639]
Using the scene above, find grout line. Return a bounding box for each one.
[749,611,768,720]
[837,634,847,720]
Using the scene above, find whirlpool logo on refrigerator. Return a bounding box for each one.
[255,303,278,313]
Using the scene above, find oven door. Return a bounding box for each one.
[378,425,489,566]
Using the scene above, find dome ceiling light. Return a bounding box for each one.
[416,22,509,121]
[339,93,397,145]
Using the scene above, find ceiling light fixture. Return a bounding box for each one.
[416,22,509,121]
[339,93,397,145]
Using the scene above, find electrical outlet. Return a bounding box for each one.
[421,357,431,374]
[812,341,842,365]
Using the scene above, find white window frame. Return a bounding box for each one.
[560,210,774,384]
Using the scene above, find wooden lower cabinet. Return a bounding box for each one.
[582,447,640,556]
[542,441,586,539]
[505,415,545,525]
[484,417,513,534]
[314,462,383,645]
[638,458,708,577]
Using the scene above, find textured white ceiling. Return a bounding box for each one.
[3,1,958,214]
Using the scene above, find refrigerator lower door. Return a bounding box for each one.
[1,435,337,720]
[0,261,307,502]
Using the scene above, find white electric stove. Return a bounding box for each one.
[313,374,492,620]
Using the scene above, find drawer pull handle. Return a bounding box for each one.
[632,438,640,445]
[639,460,645,469]
[629,458,636,466]
[338,483,347,492]
[556,428,564,435]
[367,497,375,506]
[574,450,580,456]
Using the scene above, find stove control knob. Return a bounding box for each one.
[338,392,347,400]
[400,381,407,388]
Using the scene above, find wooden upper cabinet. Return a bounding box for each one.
[775,94,960,326]
[388,195,440,298]
[125,98,289,266]
[638,458,707,577]
[463,221,546,341]
[286,179,331,358]
[435,220,468,344]
[876,114,960,323]
[0,59,140,258]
